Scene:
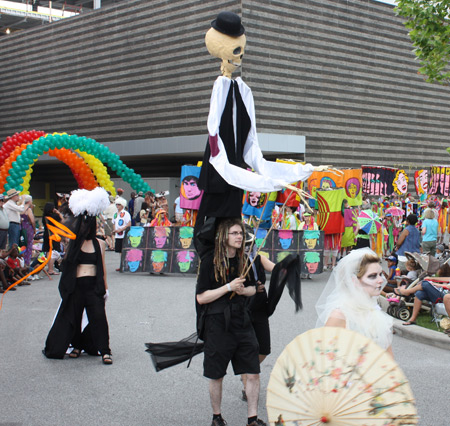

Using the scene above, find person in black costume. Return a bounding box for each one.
[240,233,275,402]
[196,218,266,426]
[42,202,63,275]
[43,188,112,365]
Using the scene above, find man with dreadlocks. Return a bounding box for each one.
[196,218,265,426]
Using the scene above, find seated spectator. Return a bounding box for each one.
[393,263,450,326]
[436,244,446,259]
[398,259,419,286]
[6,246,31,285]
[383,254,398,291]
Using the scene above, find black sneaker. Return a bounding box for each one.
[211,417,227,426]
[247,419,267,426]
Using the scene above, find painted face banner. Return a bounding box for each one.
[180,165,203,210]
[242,190,277,221]
[392,169,409,195]
[316,188,345,235]
[429,165,450,196]
[414,169,428,198]
[307,169,362,207]
[343,169,362,207]
[361,166,397,195]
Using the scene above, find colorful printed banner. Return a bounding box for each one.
[307,169,362,207]
[393,169,409,195]
[361,166,397,195]
[429,165,450,196]
[242,190,277,221]
[180,165,203,210]
[316,188,345,235]
[121,227,324,275]
[414,169,428,200]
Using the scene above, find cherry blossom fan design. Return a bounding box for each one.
[266,327,418,425]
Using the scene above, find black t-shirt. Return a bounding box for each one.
[196,254,253,305]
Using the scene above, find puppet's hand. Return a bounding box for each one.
[313,165,343,176]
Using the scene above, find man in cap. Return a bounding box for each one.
[0,194,10,250]
[112,197,131,271]
[3,189,25,248]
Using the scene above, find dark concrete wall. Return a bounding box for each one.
[1,0,450,184]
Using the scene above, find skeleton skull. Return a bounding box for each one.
[205,12,246,78]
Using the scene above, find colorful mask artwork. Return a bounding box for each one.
[125,249,143,272]
[180,165,203,210]
[151,250,168,273]
[392,169,409,195]
[304,251,320,274]
[429,166,450,196]
[255,228,269,249]
[128,226,145,248]
[175,250,196,273]
[153,226,171,249]
[277,229,295,250]
[414,169,428,196]
[178,226,194,249]
[303,230,320,250]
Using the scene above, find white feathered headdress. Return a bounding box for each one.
[69,187,110,217]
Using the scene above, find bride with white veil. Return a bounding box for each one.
[315,248,394,357]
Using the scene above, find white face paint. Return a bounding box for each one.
[358,263,386,297]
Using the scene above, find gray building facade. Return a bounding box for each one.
[1,0,450,191]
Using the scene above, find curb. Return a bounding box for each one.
[393,318,450,351]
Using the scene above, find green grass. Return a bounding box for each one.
[415,311,443,333]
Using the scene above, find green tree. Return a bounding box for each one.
[395,0,450,85]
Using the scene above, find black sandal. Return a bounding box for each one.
[69,348,81,358]
[102,354,113,365]
[394,288,405,297]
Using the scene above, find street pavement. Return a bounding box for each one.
[0,252,449,426]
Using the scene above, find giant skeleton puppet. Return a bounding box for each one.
[195,11,332,257]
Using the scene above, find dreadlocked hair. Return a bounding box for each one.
[214,218,245,284]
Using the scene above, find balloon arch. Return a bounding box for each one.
[0,130,153,196]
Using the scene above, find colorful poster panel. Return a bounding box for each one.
[148,226,172,249]
[173,226,195,250]
[392,169,409,195]
[180,165,203,210]
[171,250,199,274]
[273,250,297,264]
[122,248,145,273]
[273,229,299,251]
[299,230,323,251]
[361,166,397,195]
[316,189,345,235]
[343,169,362,207]
[429,165,450,196]
[146,249,171,274]
[254,228,273,251]
[242,190,277,222]
[127,226,148,249]
[301,250,323,275]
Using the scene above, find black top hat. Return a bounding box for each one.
[211,11,245,37]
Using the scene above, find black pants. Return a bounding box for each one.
[44,276,110,358]
[71,276,110,355]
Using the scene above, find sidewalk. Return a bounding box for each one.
[392,318,450,351]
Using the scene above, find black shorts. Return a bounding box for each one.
[203,314,260,380]
[115,238,123,253]
[251,313,271,356]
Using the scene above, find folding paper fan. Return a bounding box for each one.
[266,327,418,425]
